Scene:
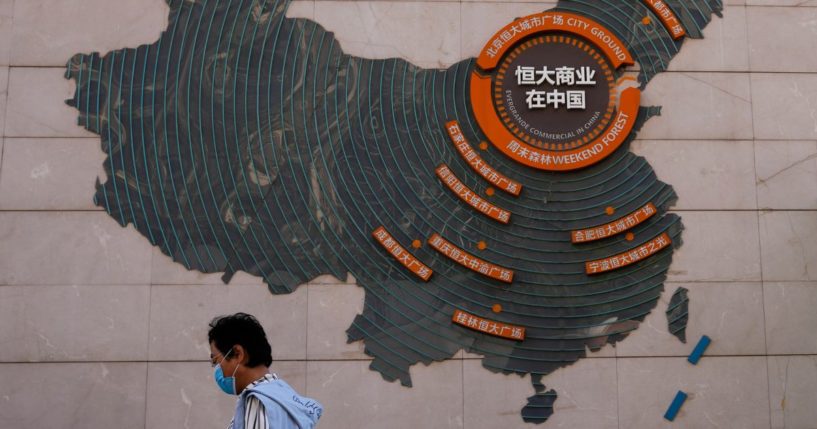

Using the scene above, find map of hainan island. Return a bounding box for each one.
[64,0,719,424]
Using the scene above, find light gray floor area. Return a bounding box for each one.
[1,0,816,428]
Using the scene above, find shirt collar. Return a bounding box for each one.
[249,373,277,387]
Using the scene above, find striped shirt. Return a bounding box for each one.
[228,373,278,429]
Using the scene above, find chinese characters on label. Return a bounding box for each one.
[485,15,548,60]
[372,226,433,281]
[643,0,686,39]
[444,121,522,196]
[428,233,514,283]
[452,309,525,341]
[436,164,512,224]
[478,11,634,69]
[571,203,657,243]
[585,232,672,275]
[516,65,596,110]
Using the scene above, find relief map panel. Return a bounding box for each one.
[64,0,720,423]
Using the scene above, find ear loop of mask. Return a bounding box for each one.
[225,348,239,374]
[214,347,240,395]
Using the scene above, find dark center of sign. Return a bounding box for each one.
[493,34,615,151]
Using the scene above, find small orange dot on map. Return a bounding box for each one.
[477,241,487,250]
[479,142,489,150]
[486,187,495,196]
[625,232,635,241]
[492,304,502,313]
[642,16,652,25]
[605,206,615,215]
[412,239,422,249]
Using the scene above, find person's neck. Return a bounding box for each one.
[235,365,270,393]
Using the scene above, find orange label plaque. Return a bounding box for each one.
[572,203,658,243]
[643,0,686,39]
[373,226,433,281]
[436,164,512,224]
[585,232,672,275]
[445,120,522,196]
[471,77,641,171]
[428,233,513,283]
[476,12,634,71]
[452,309,525,341]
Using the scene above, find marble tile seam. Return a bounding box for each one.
[142,281,151,425]
[0,357,353,362]
[743,4,817,8]
[2,354,816,365]
[11,64,817,74]
[0,209,103,212]
[672,209,817,213]
[750,63,770,411]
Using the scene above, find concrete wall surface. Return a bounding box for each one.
[0,0,816,428]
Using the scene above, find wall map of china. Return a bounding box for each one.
[64,0,721,423]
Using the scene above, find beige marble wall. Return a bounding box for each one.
[0,1,815,428]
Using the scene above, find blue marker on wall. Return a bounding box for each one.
[687,335,712,365]
[664,391,688,421]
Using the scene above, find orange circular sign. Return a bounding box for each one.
[470,12,641,171]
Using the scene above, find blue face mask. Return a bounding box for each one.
[214,349,238,395]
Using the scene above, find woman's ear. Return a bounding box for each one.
[233,344,248,365]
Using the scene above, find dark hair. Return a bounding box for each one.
[208,313,273,367]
